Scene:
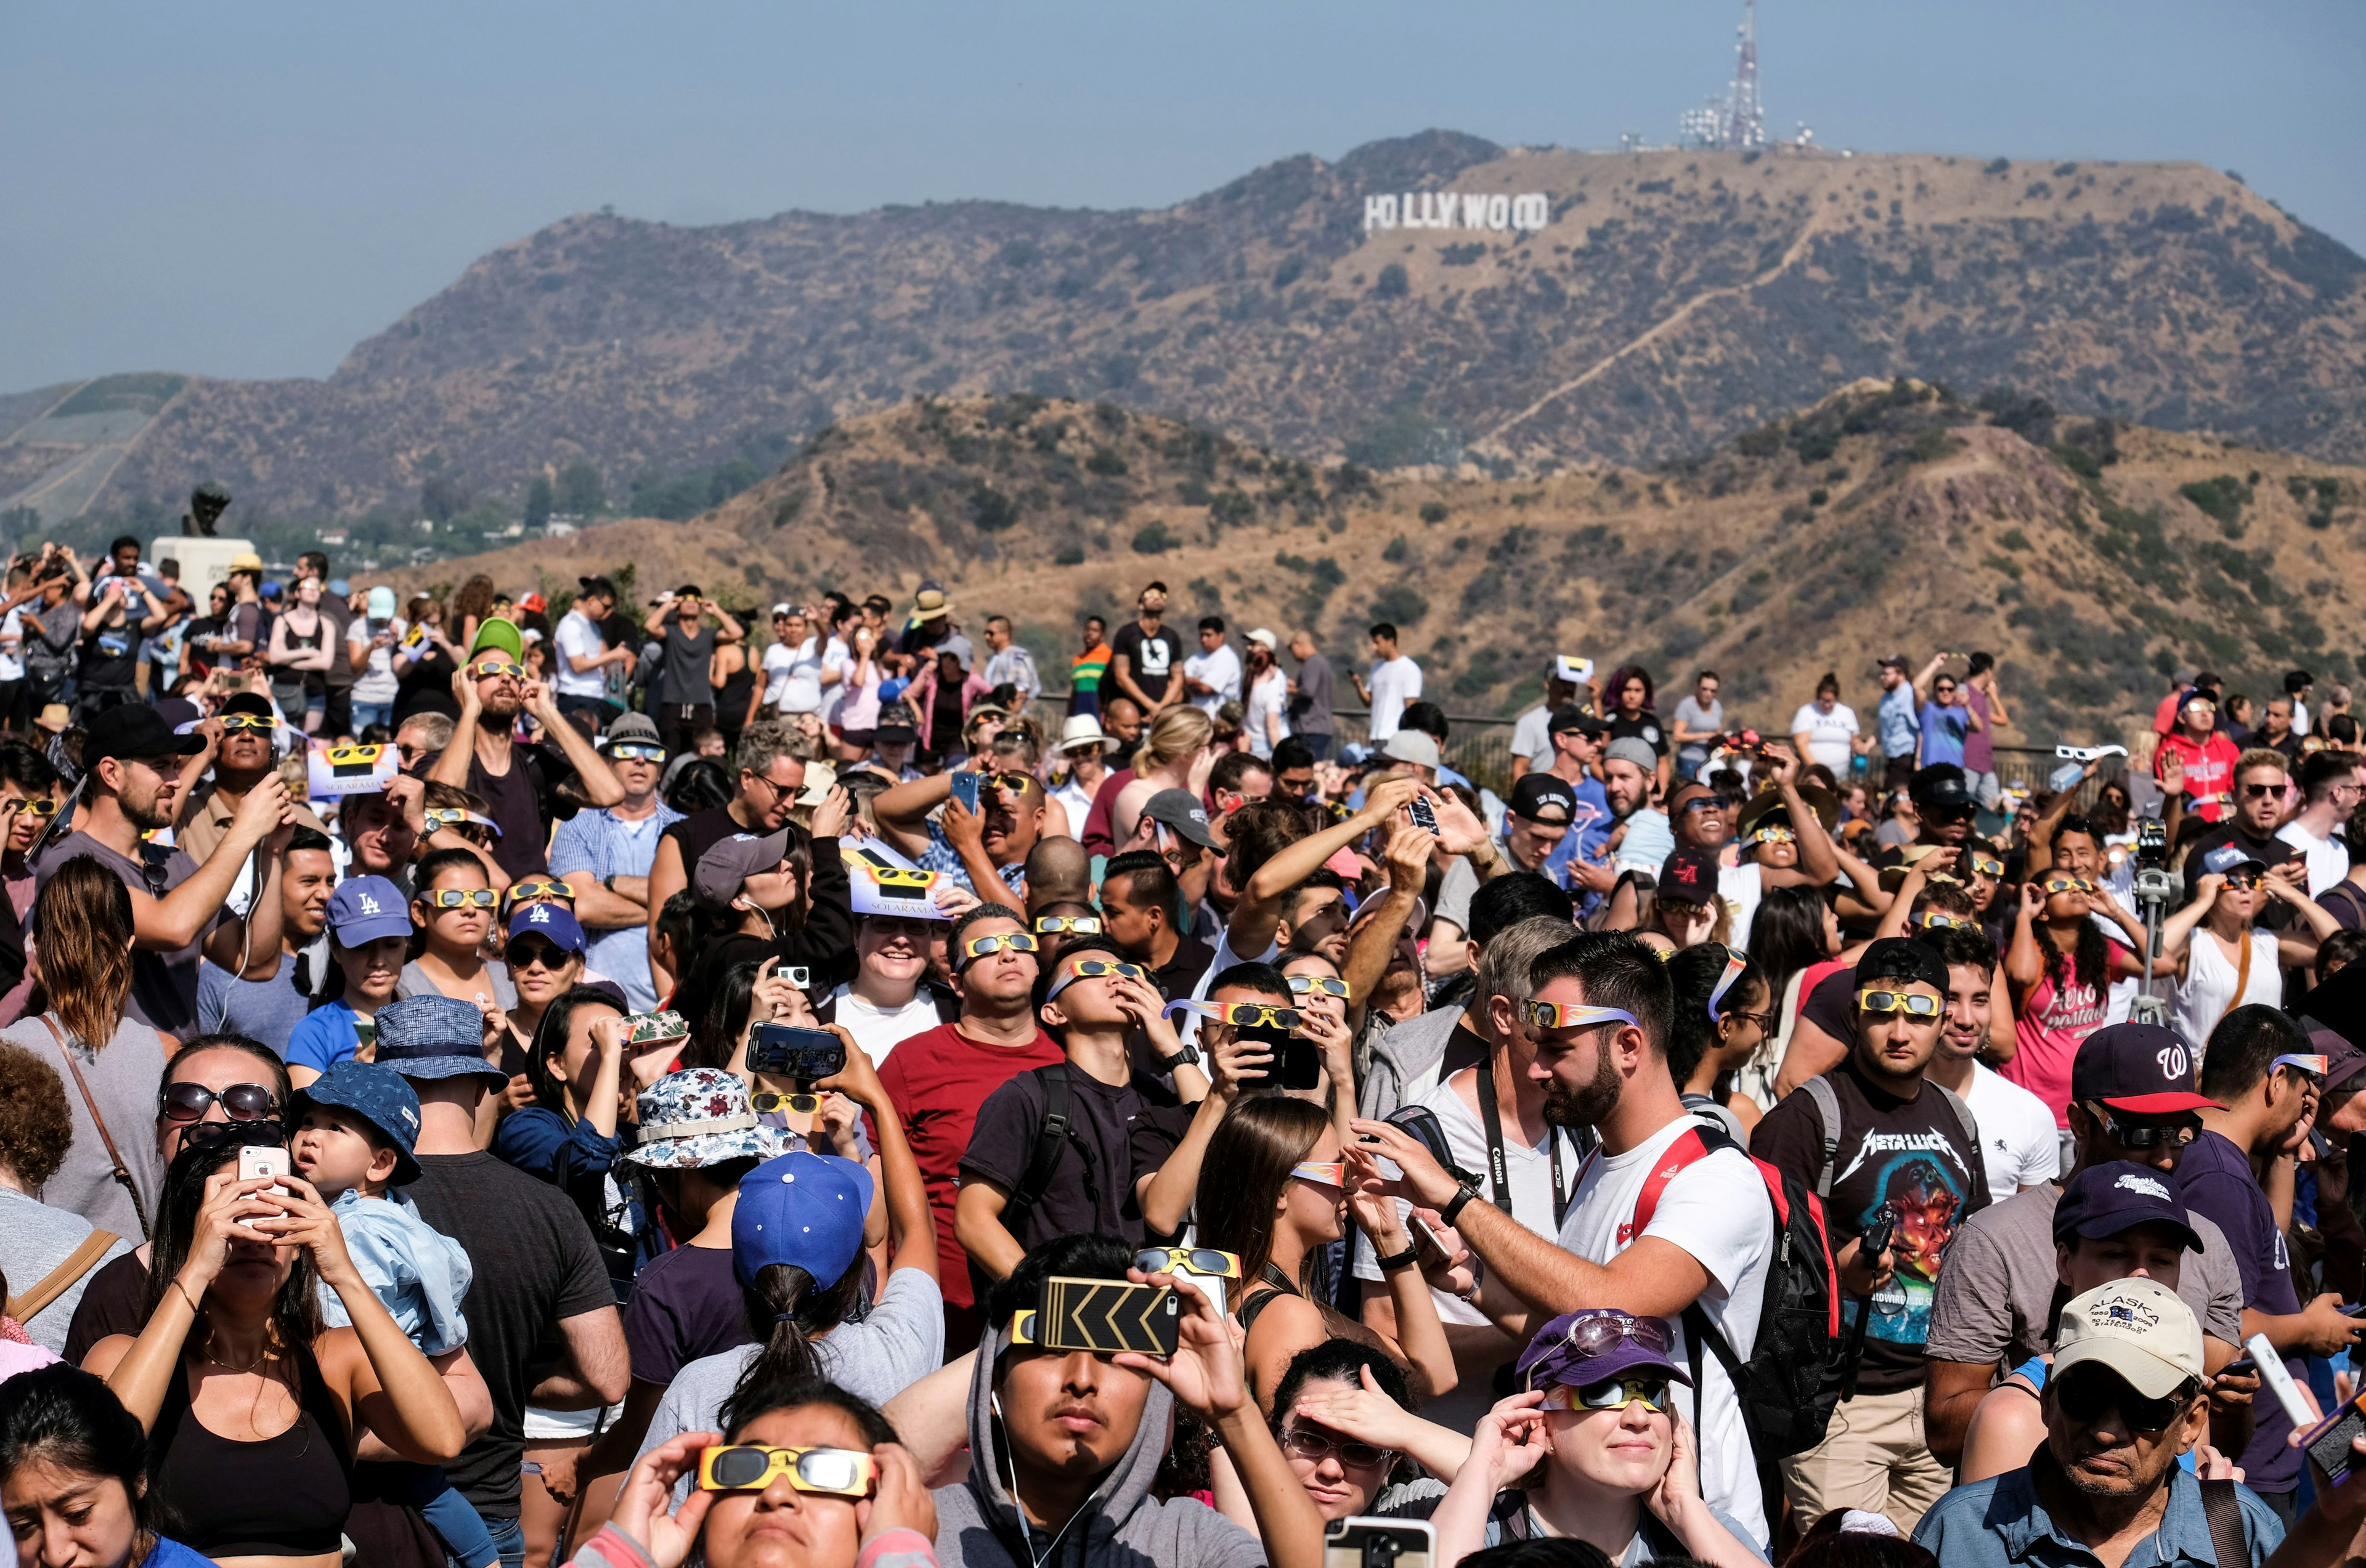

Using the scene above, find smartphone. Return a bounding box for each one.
[1325,1517,1435,1568]
[747,1023,845,1081]
[625,1010,689,1046]
[1410,1216,1454,1262]
[238,1145,290,1187]
[2305,1387,2366,1489]
[352,1017,377,1059]
[1036,1276,1180,1357]
[949,772,982,813]
[1277,1034,1322,1092]
[2216,1354,2257,1380]
[224,672,247,691]
[1405,797,1441,837]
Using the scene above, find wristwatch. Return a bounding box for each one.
[603,874,619,895]
[1157,1043,1201,1072]
[1439,1178,1484,1229]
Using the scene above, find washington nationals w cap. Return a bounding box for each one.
[2070,1022,2216,1115]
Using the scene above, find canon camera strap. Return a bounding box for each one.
[1476,1055,1569,1227]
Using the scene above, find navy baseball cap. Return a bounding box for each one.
[733,1151,873,1291]
[2070,1022,2216,1114]
[327,876,412,948]
[507,901,587,954]
[296,1061,423,1185]
[2051,1161,2202,1254]
[375,995,507,1086]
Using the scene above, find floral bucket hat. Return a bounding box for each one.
[620,1068,789,1169]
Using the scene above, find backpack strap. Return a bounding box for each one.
[999,1065,1071,1241]
[1925,1081,1983,1189]
[1803,1076,1843,1199]
[2200,1477,2248,1567]
[4,1229,118,1324]
[1624,1121,1715,1246]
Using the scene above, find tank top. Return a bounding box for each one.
[150,1343,352,1559]
[2173,927,2282,1055]
[278,615,328,697]
[717,656,757,729]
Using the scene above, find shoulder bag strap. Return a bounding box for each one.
[2234,925,2256,1005]
[2199,1476,2248,1568]
[36,1015,148,1240]
[4,1229,120,1323]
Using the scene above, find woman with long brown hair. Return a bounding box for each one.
[1194,1092,1453,1411]
[3,857,166,1239]
[449,575,498,656]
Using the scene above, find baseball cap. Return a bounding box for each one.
[1909,765,1974,811]
[259,582,283,602]
[1853,935,1951,996]
[875,720,918,747]
[374,996,508,1085]
[219,691,275,721]
[367,585,398,619]
[1657,846,1720,902]
[327,876,412,948]
[468,618,526,660]
[1509,773,1578,824]
[2200,843,2269,880]
[2052,1277,2204,1399]
[1246,628,1279,651]
[1381,731,1441,770]
[733,1151,874,1290]
[695,831,791,908]
[1879,652,1910,672]
[85,704,206,766]
[2070,1022,2216,1114]
[1547,704,1606,738]
[2051,1161,2203,1253]
[1516,1309,1689,1394]
[507,901,587,953]
[295,1061,423,1186]
[1142,789,1218,849]
[1603,737,1659,773]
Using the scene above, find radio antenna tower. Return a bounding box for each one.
[1723,0,1764,150]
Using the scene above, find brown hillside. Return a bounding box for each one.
[389,388,2365,744]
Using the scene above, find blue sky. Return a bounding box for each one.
[6,1,2361,392]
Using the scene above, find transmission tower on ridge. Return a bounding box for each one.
[1679,0,1767,151]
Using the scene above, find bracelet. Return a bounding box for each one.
[1375,1243,1418,1272]
[171,1277,203,1318]
[1440,1180,1482,1229]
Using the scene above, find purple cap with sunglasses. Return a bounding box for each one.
[1516,1307,1691,1394]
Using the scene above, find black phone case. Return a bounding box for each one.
[749,1025,845,1081]
[1038,1277,1181,1356]
[2309,1402,2366,1486]
[1386,1107,1458,1173]
[1278,1034,1322,1092]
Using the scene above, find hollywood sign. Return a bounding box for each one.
[1363,191,1551,233]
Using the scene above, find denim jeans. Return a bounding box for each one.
[479,1511,524,1568]
[351,699,396,733]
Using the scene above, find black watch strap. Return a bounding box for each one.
[1374,1243,1418,1272]
[1160,1044,1201,1071]
[1440,1180,1482,1229]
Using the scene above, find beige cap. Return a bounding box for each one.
[2053,1277,2203,1398]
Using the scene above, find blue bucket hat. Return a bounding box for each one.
[328,875,413,948]
[733,1151,873,1291]
[375,995,506,1085]
[296,1061,423,1185]
[621,1069,787,1171]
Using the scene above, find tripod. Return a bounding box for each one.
[2129,863,2182,1027]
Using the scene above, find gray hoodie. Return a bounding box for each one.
[932,1324,1267,1568]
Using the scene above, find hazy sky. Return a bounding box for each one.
[7,1,2361,393]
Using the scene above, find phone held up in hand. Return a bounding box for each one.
[747,1023,845,1082]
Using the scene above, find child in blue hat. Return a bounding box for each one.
[293,1060,498,1568]
[287,874,414,1089]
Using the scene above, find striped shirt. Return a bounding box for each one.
[549,800,685,1010]
[1071,641,1111,694]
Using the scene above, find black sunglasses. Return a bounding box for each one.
[2087,1103,2200,1152]
[2054,1365,2188,1433]
[179,1118,286,1156]
[161,1081,280,1124]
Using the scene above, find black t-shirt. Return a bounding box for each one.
[1608,712,1667,758]
[394,644,458,723]
[960,1065,1180,1253]
[664,806,746,890]
[64,1249,150,1365]
[622,1243,750,1390]
[1104,623,1177,707]
[406,1151,614,1518]
[1147,935,1216,1001]
[1799,967,1857,1048]
[929,676,966,752]
[428,742,575,880]
[78,593,141,691]
[1750,1059,1990,1395]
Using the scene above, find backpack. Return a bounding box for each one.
[1628,1116,1841,1467]
[967,1065,1105,1309]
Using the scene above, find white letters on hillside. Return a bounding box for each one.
[1363,192,1550,233]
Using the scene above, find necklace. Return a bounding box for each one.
[203,1333,272,1374]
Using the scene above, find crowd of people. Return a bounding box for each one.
[6,545,2366,1568]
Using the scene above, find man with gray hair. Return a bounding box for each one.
[1352,912,1588,1432]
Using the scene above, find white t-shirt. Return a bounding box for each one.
[1511,704,1554,771]
[1243,670,1291,758]
[824,984,945,1068]
[1719,860,1763,954]
[1184,643,1243,718]
[777,636,829,715]
[1963,1062,2062,1197]
[1558,1115,1772,1548]
[2279,819,2351,898]
[1789,702,1861,776]
[1351,1071,1581,1433]
[815,636,852,723]
[0,606,24,684]
[761,641,798,709]
[553,609,608,698]
[1366,656,1424,741]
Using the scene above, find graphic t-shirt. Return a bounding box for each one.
[1608,712,1667,759]
[1789,703,1861,776]
[1103,623,1177,707]
[1750,1060,1990,1394]
[1557,1116,1773,1548]
[2002,955,2121,1128]
[2180,1129,2306,1493]
[2157,731,2242,823]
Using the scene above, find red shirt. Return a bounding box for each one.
[2155,731,2242,823]
[875,1019,1065,1307]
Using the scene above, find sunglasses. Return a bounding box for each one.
[163,1081,280,1123]
[696,1445,877,1498]
[1749,826,1796,845]
[179,1118,285,1156]
[1917,912,1971,931]
[1165,999,1303,1030]
[1932,684,1957,695]
[1290,1161,1346,1188]
[1678,797,1723,814]
[2053,1366,2187,1434]
[1136,1246,1241,1278]
[2242,782,2285,800]
[959,932,1041,962]
[606,743,666,762]
[2222,872,2264,892]
[1969,856,2005,877]
[1288,975,1352,999]
[751,1092,823,1114]
[1279,1426,1393,1469]
[1858,989,1944,1018]
[2042,877,2097,895]
[2086,1104,2201,1151]
[506,879,575,904]
[1521,1000,1641,1031]
[217,714,277,732]
[1548,1310,1675,1360]
[0,797,59,818]
[507,940,575,971]
[421,887,498,909]
[1542,1376,1677,1415]
[473,661,529,680]
[1033,915,1102,934]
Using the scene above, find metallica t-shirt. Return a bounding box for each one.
[1749,1058,1991,1397]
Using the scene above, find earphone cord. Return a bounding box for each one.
[995,1403,1094,1568]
